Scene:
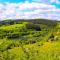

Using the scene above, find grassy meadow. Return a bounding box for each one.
[0,19,60,60]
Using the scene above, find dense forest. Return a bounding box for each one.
[0,19,60,60]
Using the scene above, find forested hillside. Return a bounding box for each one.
[0,19,60,60]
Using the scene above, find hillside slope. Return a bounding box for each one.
[0,19,60,60]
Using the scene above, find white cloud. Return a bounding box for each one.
[0,2,60,20]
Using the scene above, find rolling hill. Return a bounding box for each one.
[0,19,60,60]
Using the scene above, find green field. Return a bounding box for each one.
[0,19,60,60]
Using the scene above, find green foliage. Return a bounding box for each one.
[0,19,60,60]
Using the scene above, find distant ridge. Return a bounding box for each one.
[0,19,58,27]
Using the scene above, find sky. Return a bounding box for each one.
[0,0,60,20]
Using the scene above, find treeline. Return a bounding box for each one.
[0,19,57,27]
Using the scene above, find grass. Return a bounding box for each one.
[0,20,60,60]
[3,41,60,60]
